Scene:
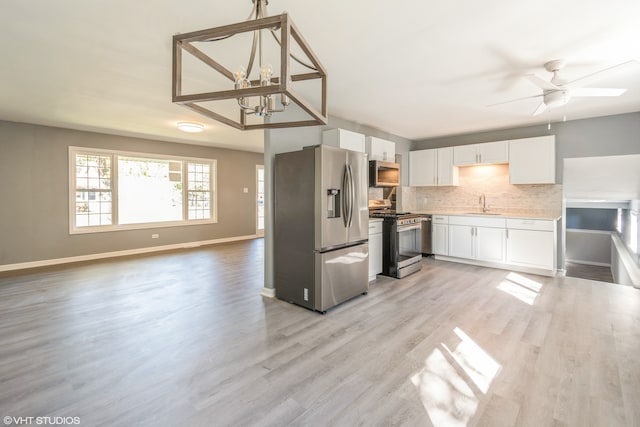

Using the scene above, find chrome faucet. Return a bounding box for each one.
[479,193,487,213]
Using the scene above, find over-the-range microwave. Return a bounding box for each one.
[369,160,400,187]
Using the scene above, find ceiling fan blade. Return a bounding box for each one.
[571,87,627,97]
[525,74,560,91]
[532,102,547,116]
[486,93,542,107]
[567,60,640,86]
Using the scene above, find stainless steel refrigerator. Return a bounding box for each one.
[274,145,369,313]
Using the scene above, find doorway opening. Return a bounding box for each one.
[256,165,264,236]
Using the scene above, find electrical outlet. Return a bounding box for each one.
[303,288,309,301]
[152,234,159,239]
[243,187,249,193]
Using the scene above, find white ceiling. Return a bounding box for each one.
[1,1,639,153]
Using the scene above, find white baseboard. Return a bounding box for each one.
[566,259,612,267]
[434,255,557,277]
[0,234,259,273]
[261,287,276,298]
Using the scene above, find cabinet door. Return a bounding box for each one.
[367,137,395,162]
[475,227,506,263]
[381,139,396,162]
[432,223,449,255]
[437,147,458,186]
[449,224,474,259]
[322,129,365,153]
[368,232,383,279]
[453,145,478,166]
[506,229,554,269]
[479,141,508,164]
[509,136,555,184]
[409,149,437,186]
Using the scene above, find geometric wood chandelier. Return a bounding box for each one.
[172,0,327,130]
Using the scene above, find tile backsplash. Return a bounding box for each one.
[401,164,562,216]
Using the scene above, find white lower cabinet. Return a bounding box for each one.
[449,225,474,259]
[475,226,506,263]
[433,215,557,273]
[432,215,449,255]
[368,220,383,281]
[449,222,505,263]
[505,219,556,270]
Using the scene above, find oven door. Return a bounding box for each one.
[397,222,422,270]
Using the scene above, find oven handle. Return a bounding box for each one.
[397,224,422,232]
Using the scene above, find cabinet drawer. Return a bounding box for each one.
[506,219,554,231]
[449,216,506,228]
[368,221,383,234]
[432,215,449,224]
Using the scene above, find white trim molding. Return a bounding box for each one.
[0,235,259,273]
[611,233,640,288]
[261,287,276,298]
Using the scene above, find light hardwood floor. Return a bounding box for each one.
[1,239,639,426]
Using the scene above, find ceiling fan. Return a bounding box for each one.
[494,59,631,116]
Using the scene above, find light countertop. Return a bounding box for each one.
[414,210,561,221]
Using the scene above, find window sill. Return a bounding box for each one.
[69,218,218,235]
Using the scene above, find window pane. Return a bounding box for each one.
[74,151,112,228]
[187,161,213,220]
[118,156,183,224]
[72,150,215,231]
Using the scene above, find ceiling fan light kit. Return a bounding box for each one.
[494,59,632,117]
[172,0,327,131]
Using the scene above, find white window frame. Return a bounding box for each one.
[69,146,217,234]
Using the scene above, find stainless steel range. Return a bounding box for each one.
[369,211,423,278]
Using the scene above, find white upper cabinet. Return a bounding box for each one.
[366,136,396,162]
[436,147,457,186]
[409,149,437,186]
[409,147,458,187]
[322,128,366,153]
[453,141,509,166]
[509,135,556,184]
[453,145,478,166]
[480,141,509,164]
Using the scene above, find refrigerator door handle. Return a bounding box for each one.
[348,164,355,227]
[342,165,349,228]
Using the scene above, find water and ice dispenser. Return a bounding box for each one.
[327,188,341,218]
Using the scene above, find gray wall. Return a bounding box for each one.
[262,114,412,291]
[566,208,618,231]
[0,120,263,266]
[412,111,640,183]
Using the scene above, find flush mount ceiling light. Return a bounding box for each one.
[177,122,205,132]
[172,0,327,131]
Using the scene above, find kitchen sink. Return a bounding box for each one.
[464,212,502,215]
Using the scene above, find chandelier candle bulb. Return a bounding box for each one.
[260,64,273,86]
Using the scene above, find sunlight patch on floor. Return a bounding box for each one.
[411,348,478,427]
[497,272,543,305]
[411,327,501,426]
[443,327,501,394]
